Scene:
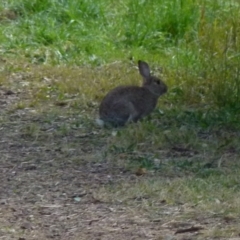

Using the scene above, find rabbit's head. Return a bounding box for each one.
[138,60,167,97]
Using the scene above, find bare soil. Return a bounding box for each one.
[0,87,240,240]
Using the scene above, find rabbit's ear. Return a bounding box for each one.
[138,60,151,83]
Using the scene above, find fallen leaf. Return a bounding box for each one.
[136,168,147,176]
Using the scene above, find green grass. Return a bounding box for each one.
[1,0,240,109]
[1,0,240,161]
[1,0,240,238]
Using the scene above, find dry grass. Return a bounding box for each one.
[1,1,240,238]
[0,60,240,239]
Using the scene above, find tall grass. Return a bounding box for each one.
[1,0,240,111]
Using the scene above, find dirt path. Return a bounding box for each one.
[0,88,239,240]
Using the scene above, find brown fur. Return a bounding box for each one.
[99,61,167,127]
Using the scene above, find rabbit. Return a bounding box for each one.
[97,60,167,127]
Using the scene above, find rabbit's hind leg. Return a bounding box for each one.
[109,101,136,126]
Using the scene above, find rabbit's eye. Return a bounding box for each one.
[156,80,160,84]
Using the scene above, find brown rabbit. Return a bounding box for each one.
[98,60,167,127]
